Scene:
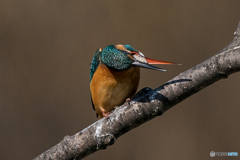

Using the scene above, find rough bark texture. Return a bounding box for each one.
[34,21,240,160]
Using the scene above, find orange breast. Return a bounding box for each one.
[90,63,140,118]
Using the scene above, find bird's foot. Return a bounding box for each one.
[125,98,131,104]
[102,111,110,119]
[126,98,131,102]
[100,107,110,119]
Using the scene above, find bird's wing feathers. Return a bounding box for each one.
[90,48,102,82]
[90,48,102,116]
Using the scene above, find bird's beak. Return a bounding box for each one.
[131,54,180,71]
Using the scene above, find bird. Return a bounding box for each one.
[90,44,179,119]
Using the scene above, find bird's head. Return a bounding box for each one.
[101,44,179,71]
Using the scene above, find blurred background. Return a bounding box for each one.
[1,1,240,160]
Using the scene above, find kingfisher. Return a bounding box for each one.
[90,44,178,119]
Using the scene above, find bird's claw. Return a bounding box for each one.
[100,107,110,119]
[126,98,131,102]
[102,111,110,119]
[125,98,131,104]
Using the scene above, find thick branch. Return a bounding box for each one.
[34,21,240,160]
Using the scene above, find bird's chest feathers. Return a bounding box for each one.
[91,63,140,107]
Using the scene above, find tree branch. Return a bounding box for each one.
[34,21,240,160]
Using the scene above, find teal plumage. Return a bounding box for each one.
[90,48,102,82]
[123,44,137,52]
[101,45,134,70]
[89,45,138,81]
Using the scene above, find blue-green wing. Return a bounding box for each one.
[90,48,102,82]
[90,48,102,117]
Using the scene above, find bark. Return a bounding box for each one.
[33,21,240,160]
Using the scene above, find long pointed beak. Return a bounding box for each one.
[132,56,181,71]
[132,61,167,71]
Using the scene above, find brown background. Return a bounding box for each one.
[1,1,240,160]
